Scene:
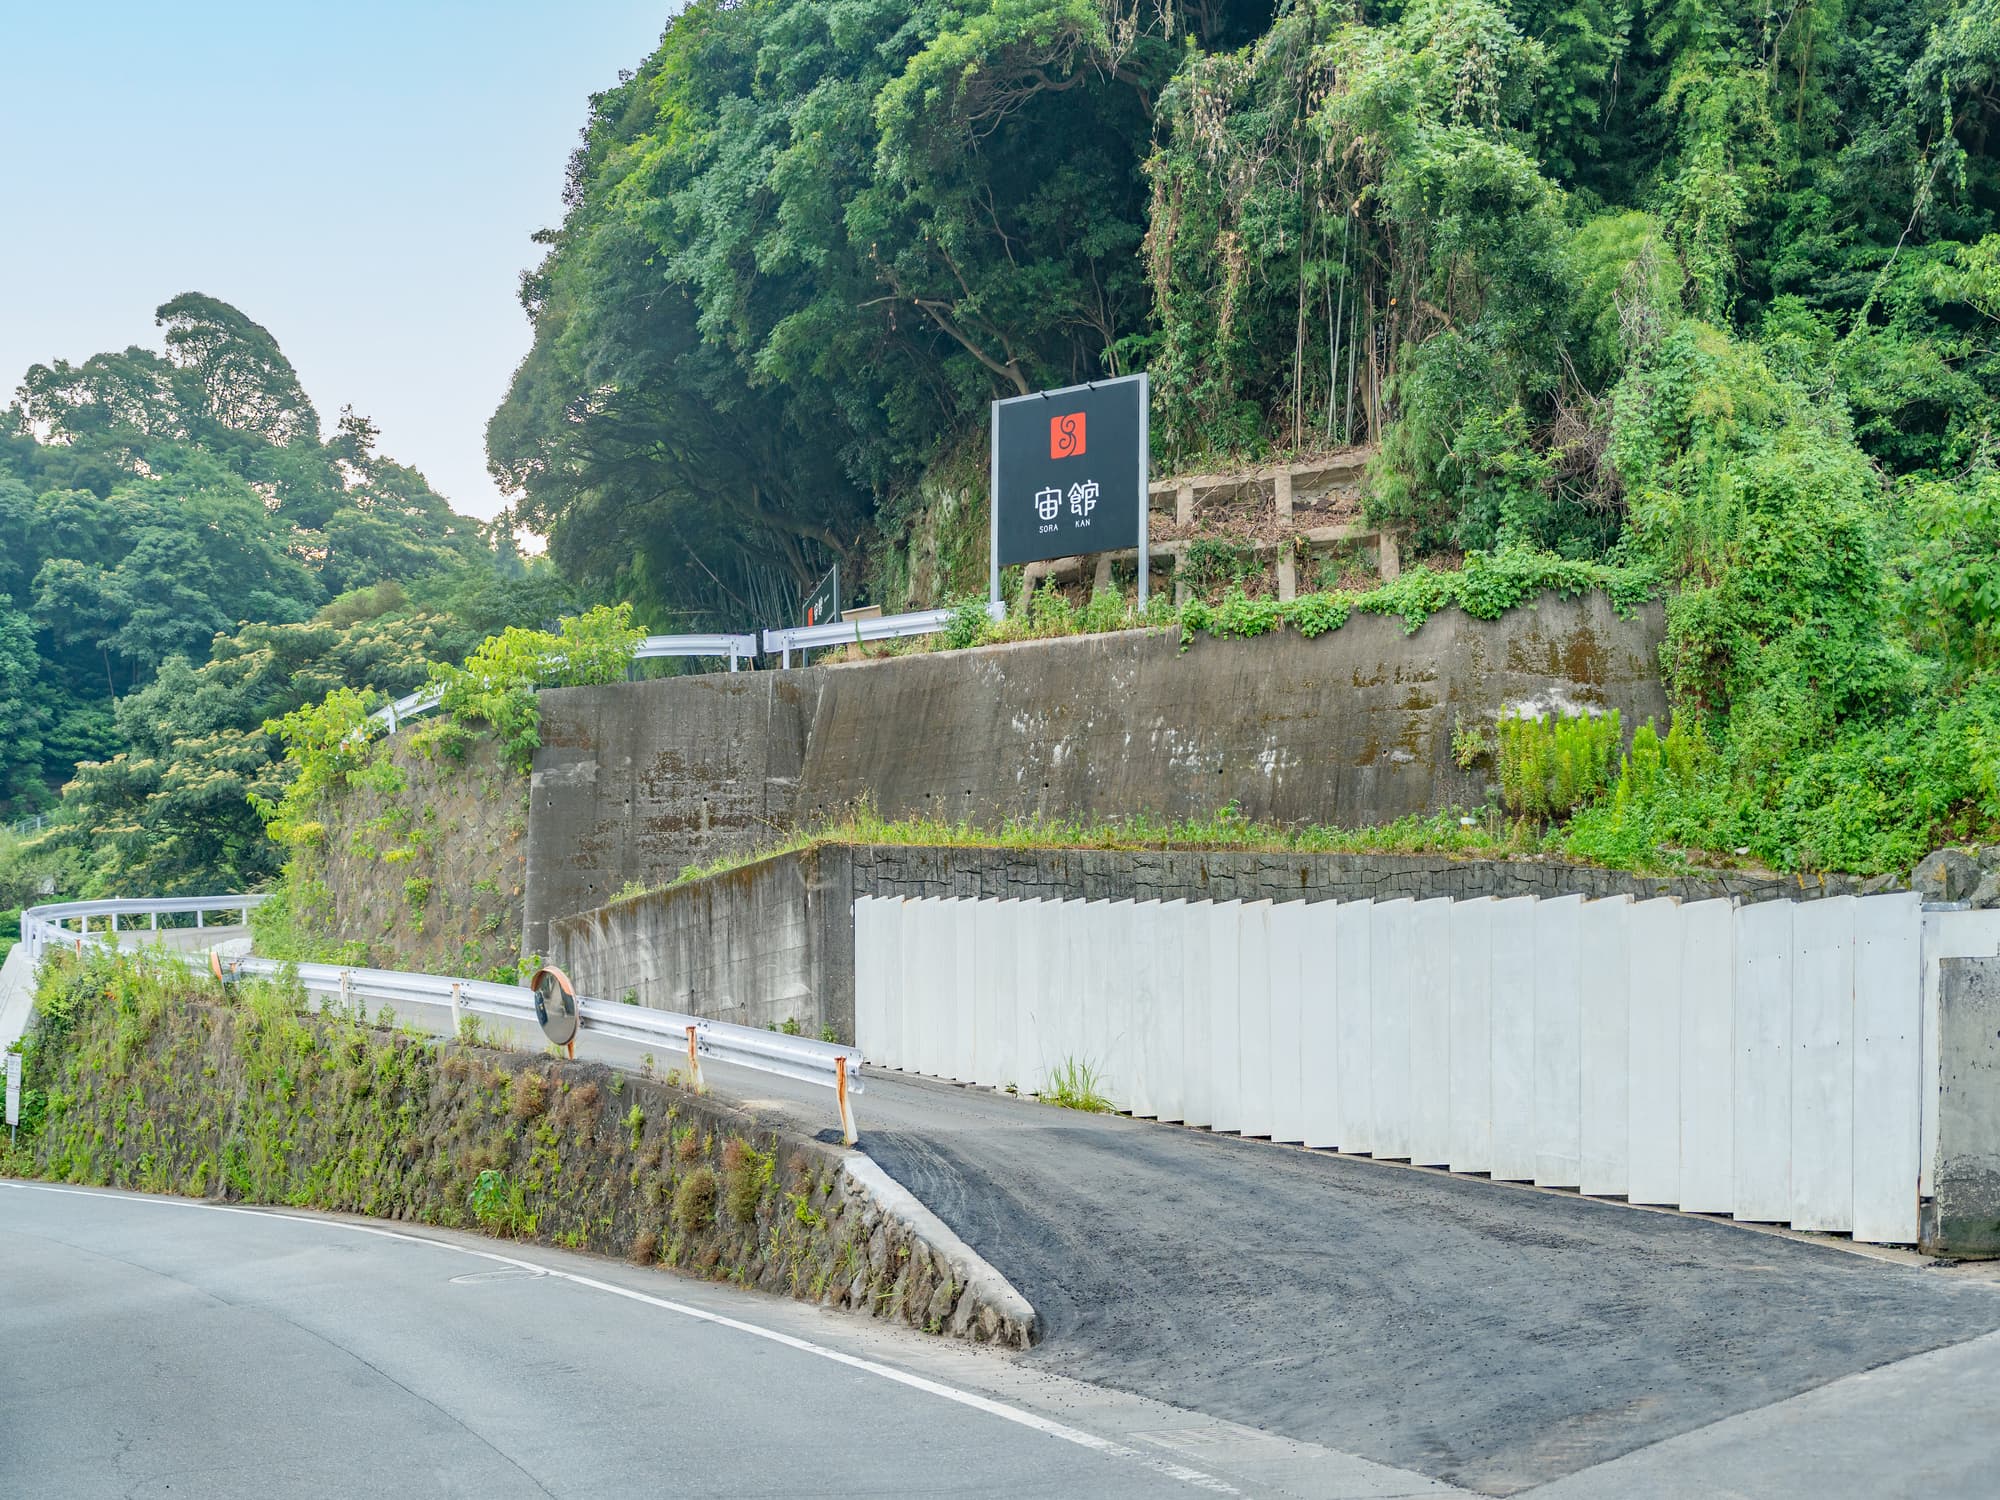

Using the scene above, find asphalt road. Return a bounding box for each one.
[7,1156,2000,1498]
[707,1062,2000,1497]
[0,1181,1451,1499]
[49,989,1994,1496]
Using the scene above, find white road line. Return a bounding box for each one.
[3,1181,1237,1495]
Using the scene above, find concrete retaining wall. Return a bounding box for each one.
[550,841,1869,1047]
[1929,957,2000,1256]
[552,846,856,1040]
[528,592,1668,950]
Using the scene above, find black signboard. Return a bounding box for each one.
[990,373,1149,601]
[803,563,840,627]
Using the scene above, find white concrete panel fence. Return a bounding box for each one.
[855,890,2000,1245]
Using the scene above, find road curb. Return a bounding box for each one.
[841,1153,1041,1348]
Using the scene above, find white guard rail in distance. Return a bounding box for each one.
[22,896,266,967]
[19,896,863,1144]
[762,602,1004,668]
[371,632,762,733]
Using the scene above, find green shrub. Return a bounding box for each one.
[940,595,994,650]
[1496,710,1622,821]
[429,604,645,773]
[466,1168,534,1237]
[720,1136,773,1224]
[673,1164,718,1232]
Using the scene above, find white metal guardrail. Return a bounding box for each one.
[22,896,266,965]
[371,632,761,732]
[19,896,863,1143]
[762,603,1003,668]
[634,632,759,668]
[284,608,995,736]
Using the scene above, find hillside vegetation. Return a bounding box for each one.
[13,3,1999,930]
[490,0,2000,873]
[0,297,587,928]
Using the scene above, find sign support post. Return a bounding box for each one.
[1136,371,1150,609]
[989,399,1002,611]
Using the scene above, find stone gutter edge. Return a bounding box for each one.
[840,1153,1042,1348]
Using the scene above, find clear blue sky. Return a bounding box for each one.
[0,1,676,525]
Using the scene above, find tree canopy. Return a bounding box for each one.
[495,0,2000,872]
[1,295,582,895]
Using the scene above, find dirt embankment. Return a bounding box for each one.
[283,727,529,978]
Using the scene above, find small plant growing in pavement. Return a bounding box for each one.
[1044,1057,1113,1113]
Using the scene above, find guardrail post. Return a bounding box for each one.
[195,910,205,930]
[149,912,158,932]
[450,981,463,1037]
[685,1025,704,1093]
[836,1056,857,1147]
[339,969,352,1016]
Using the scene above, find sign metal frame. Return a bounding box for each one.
[989,372,1148,611]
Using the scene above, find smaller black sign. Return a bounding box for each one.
[992,374,1147,572]
[803,563,840,628]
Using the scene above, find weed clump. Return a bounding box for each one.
[674,1165,718,1233]
[1044,1058,1113,1113]
[467,1168,534,1237]
[508,1069,547,1120]
[721,1135,774,1224]
[1497,709,1622,820]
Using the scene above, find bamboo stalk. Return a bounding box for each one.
[1326,209,1349,446]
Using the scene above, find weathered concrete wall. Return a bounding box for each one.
[526,672,821,956]
[788,594,1665,831]
[528,592,1668,949]
[553,845,855,1040]
[1928,957,2000,1257]
[553,841,1865,1045]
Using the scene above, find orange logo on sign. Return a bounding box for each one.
[1050,411,1086,459]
